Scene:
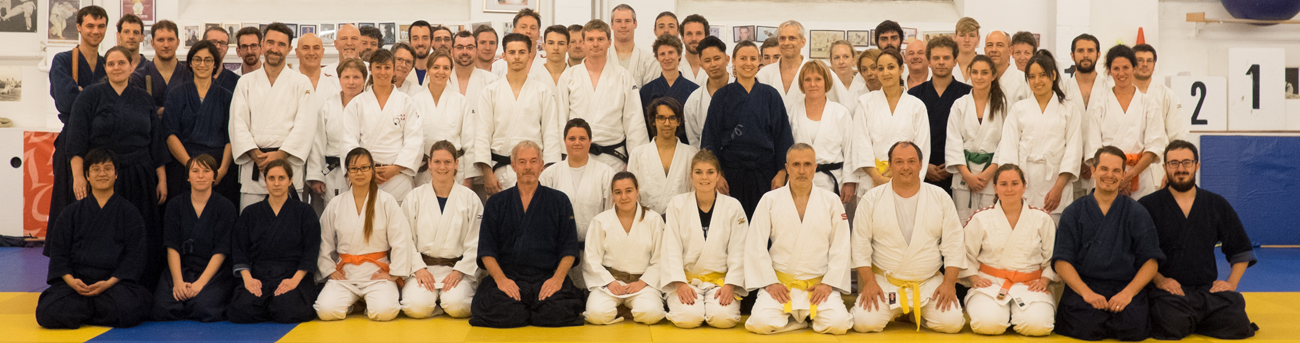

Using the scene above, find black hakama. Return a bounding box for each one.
[162,81,238,203]
[225,198,321,323]
[151,192,238,322]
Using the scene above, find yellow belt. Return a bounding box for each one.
[687,271,743,300]
[875,159,890,175]
[872,266,934,331]
[775,271,824,319]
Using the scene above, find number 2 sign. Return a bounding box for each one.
[1227,48,1285,131]
[1171,76,1227,132]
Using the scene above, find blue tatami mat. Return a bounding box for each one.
[0,247,50,292]
[86,321,298,342]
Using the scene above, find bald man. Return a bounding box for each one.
[903,39,928,89]
[984,31,1029,105]
[296,33,339,97]
[323,24,361,78]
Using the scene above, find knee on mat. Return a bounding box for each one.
[850,309,890,333]
[315,303,350,321]
[584,305,619,325]
[442,300,473,318]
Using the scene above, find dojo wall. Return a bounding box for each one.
[1,0,1299,241]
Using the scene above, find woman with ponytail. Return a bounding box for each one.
[946,55,1007,222]
[314,147,422,321]
[993,50,1083,222]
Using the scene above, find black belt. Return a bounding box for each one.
[589,139,628,164]
[490,152,512,172]
[325,156,341,173]
[251,148,280,181]
[817,162,844,196]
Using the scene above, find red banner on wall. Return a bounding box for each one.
[24,131,56,238]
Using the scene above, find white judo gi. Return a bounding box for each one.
[472,76,563,190]
[1141,82,1185,191]
[994,96,1083,218]
[229,67,318,210]
[850,182,968,334]
[609,46,659,87]
[341,90,424,202]
[556,59,650,171]
[944,94,1005,222]
[744,186,854,335]
[315,190,422,321]
[399,183,483,319]
[849,91,931,192]
[962,202,1058,336]
[582,206,667,325]
[626,139,697,215]
[660,192,748,329]
[755,59,859,114]
[998,67,1032,106]
[411,85,476,185]
[682,85,716,150]
[448,67,499,118]
[1084,86,1167,199]
[788,99,857,195]
[307,93,352,204]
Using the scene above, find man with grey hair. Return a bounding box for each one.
[755,20,856,113]
[323,24,361,78]
[470,140,586,328]
[609,4,658,87]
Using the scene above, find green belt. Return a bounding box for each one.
[963,150,995,207]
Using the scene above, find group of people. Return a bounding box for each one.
[39,3,1258,341]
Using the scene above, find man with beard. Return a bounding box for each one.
[984,31,1030,105]
[677,14,715,85]
[323,24,361,78]
[653,11,678,41]
[1064,34,1106,111]
[902,39,928,89]
[406,21,433,86]
[203,26,241,91]
[229,22,317,210]
[875,20,903,51]
[234,27,262,75]
[906,36,969,195]
[566,24,585,67]
[47,5,108,253]
[1053,145,1164,341]
[359,26,383,60]
[132,20,190,115]
[473,24,498,71]
[1139,140,1257,340]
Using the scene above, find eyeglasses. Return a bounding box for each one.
[208,39,228,46]
[347,165,373,173]
[1166,159,1198,169]
[191,57,215,65]
[237,43,260,50]
[395,58,413,67]
[654,115,679,122]
[433,37,453,42]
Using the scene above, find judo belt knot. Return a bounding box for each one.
[325,156,341,173]
[250,148,282,181]
[874,159,890,176]
[775,271,824,319]
[816,162,844,195]
[490,152,512,172]
[607,267,642,284]
[589,140,629,164]
[963,150,995,206]
[978,264,1042,301]
[873,266,932,331]
[422,255,462,267]
[337,252,402,288]
[687,271,742,300]
[1124,153,1142,192]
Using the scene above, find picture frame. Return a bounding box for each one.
[204,23,221,34]
[902,27,918,41]
[358,22,374,29]
[756,26,778,42]
[223,23,241,40]
[284,23,298,37]
[732,25,755,43]
[141,25,152,51]
[319,23,336,46]
[470,21,491,33]
[709,25,723,39]
[183,25,201,48]
[809,30,844,60]
[0,0,38,33]
[399,24,410,43]
[299,24,316,38]
[47,0,80,41]
[847,30,872,48]
[379,22,396,45]
[122,0,153,23]
[483,0,540,14]
[922,31,954,42]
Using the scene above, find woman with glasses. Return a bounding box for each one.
[627,97,697,215]
[163,40,238,205]
[390,43,421,97]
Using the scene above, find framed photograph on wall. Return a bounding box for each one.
[732,25,754,43]
[47,0,79,40]
[922,31,954,42]
[902,27,918,41]
[1,0,38,33]
[358,22,374,28]
[809,30,844,60]
[470,21,491,32]
[379,22,396,45]
[484,0,539,14]
[141,25,151,51]
[299,24,315,37]
[122,0,153,22]
[183,25,201,48]
[709,25,723,39]
[847,30,872,48]
[319,23,336,46]
[399,24,410,43]
[756,26,777,42]
[223,23,240,39]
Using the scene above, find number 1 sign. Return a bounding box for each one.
[1227,48,1285,131]
[1171,76,1227,132]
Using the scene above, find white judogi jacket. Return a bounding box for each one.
[401,183,483,278]
[677,57,712,86]
[1062,72,1111,113]
[473,75,563,188]
[849,91,931,190]
[1084,86,1167,198]
[745,186,853,295]
[308,93,351,200]
[944,94,1005,195]
[609,45,658,87]
[395,75,423,98]
[961,202,1058,306]
[846,74,868,112]
[341,89,424,201]
[411,85,476,181]
[538,160,614,240]
[556,59,650,170]
[659,192,748,293]
[683,84,715,150]
[852,182,967,308]
[998,66,1032,106]
[1142,82,1186,143]
[491,55,547,80]
[584,206,666,292]
[626,139,697,214]
[449,67,499,119]
[994,96,1083,214]
[318,190,423,283]
[788,99,857,193]
[755,58,858,114]
[230,67,317,194]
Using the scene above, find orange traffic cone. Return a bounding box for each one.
[1136,27,1146,45]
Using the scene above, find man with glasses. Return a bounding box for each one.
[1139,140,1257,340]
[202,26,240,91]
[234,26,262,75]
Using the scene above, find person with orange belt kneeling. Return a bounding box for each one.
[314,148,423,321]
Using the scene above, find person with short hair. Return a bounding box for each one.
[608,4,658,86]
[755,20,856,113]
[339,49,424,202]
[132,20,190,116]
[1063,34,1108,112]
[151,154,239,322]
[36,149,153,329]
[984,31,1031,106]
[628,98,698,214]
[474,33,563,195]
[539,119,615,287]
[163,40,239,208]
[556,19,650,171]
[759,37,780,69]
[202,26,241,91]
[952,17,981,82]
[390,43,422,97]
[1053,146,1165,341]
[47,5,108,241]
[903,39,929,90]
[744,144,853,335]
[653,11,678,40]
[469,141,586,328]
[677,14,716,84]
[582,172,668,325]
[566,24,586,67]
[1132,44,1186,151]
[537,25,571,87]
[307,58,367,204]
[234,26,263,75]
[1083,45,1166,200]
[400,141,484,319]
[682,36,730,149]
[639,34,699,144]
[851,141,967,334]
[406,21,434,86]
[412,51,475,187]
[788,61,856,200]
[323,24,361,78]
[115,14,146,71]
[849,48,930,193]
[490,9,546,78]
[358,26,383,60]
[472,24,499,71]
[874,20,904,51]
[908,36,971,196]
[1010,31,1037,73]
[1141,140,1258,340]
[450,30,500,117]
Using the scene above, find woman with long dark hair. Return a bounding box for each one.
[163,40,238,205]
[993,50,1083,222]
[946,55,1007,222]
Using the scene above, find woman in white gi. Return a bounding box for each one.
[829,40,857,91]
[400,141,483,319]
[1084,45,1166,199]
[788,61,856,202]
[539,118,614,287]
[850,48,930,193]
[341,49,424,202]
[660,150,747,329]
[627,97,697,215]
[582,172,666,325]
[993,51,1083,220]
[412,51,474,187]
[963,164,1057,336]
[946,55,1006,222]
[315,148,422,321]
[307,58,367,204]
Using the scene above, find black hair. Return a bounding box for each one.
[153,20,178,38]
[1070,33,1099,54]
[544,25,570,43]
[679,14,709,38]
[1133,44,1157,62]
[971,55,1008,119]
[1105,44,1136,71]
[1025,50,1066,102]
[186,40,220,75]
[1164,139,1199,162]
[645,97,684,138]
[696,36,727,56]
[1094,145,1128,171]
[409,20,432,39]
[501,32,532,51]
[264,22,295,43]
[563,118,593,140]
[75,5,107,25]
[235,26,262,44]
[82,148,117,175]
[116,14,142,33]
[874,20,903,45]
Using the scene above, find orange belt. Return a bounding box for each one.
[978,264,1042,301]
[1125,153,1141,192]
[338,252,402,287]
